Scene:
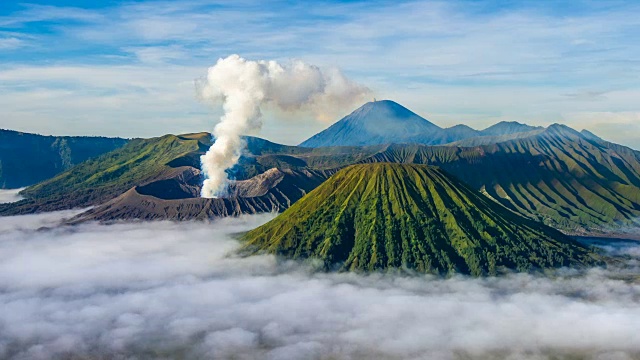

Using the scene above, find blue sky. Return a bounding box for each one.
[1,0,640,148]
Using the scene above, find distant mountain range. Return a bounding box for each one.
[299,100,542,147]
[242,163,600,275]
[1,100,639,238]
[0,129,128,188]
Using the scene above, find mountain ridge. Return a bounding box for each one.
[300,100,444,147]
[2,101,639,236]
[241,163,601,275]
[299,100,551,148]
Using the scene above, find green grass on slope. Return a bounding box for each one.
[474,128,640,231]
[0,132,381,215]
[0,135,207,214]
[242,163,601,276]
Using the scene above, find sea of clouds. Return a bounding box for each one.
[0,212,639,360]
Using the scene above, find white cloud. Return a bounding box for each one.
[0,212,640,359]
[124,45,189,64]
[1,1,640,148]
[0,188,24,204]
[0,64,214,138]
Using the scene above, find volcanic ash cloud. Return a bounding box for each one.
[197,54,370,198]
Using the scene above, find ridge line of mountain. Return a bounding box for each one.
[241,163,603,276]
[1,99,639,237]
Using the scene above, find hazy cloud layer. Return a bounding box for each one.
[0,188,24,204]
[1,212,640,359]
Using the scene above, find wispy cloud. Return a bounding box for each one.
[0,64,213,137]
[0,4,103,27]
[1,0,640,147]
[123,45,190,64]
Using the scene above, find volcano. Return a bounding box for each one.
[242,163,601,275]
[299,100,446,147]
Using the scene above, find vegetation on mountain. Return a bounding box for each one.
[354,125,640,232]
[70,167,334,222]
[0,134,207,214]
[480,121,542,136]
[242,163,601,275]
[2,101,639,236]
[299,100,444,147]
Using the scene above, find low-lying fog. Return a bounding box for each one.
[0,212,639,360]
[0,188,24,204]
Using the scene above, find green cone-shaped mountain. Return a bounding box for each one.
[242,163,600,275]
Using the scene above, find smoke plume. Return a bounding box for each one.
[197,54,370,198]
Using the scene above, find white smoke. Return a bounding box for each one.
[1,212,640,359]
[197,54,371,198]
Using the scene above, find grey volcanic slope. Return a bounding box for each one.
[242,163,601,276]
[447,129,545,147]
[356,124,640,232]
[481,121,542,136]
[70,167,334,222]
[299,101,546,148]
[0,132,371,217]
[299,100,445,147]
[0,129,128,188]
[3,116,639,235]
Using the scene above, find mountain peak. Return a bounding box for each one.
[299,100,441,148]
[544,123,583,138]
[481,121,542,136]
[241,163,600,275]
[298,101,601,148]
[363,99,401,108]
[580,129,604,142]
[348,99,438,126]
